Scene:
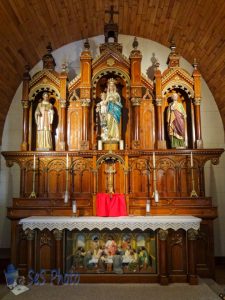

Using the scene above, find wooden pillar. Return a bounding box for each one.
[194,99,203,148]
[93,155,97,216]
[192,60,203,148]
[21,65,31,151]
[130,38,142,149]
[187,229,198,285]
[158,229,169,285]
[131,98,141,147]
[81,99,91,149]
[80,39,92,150]
[59,71,68,150]
[25,229,35,271]
[154,63,166,149]
[124,154,129,213]
[53,229,63,271]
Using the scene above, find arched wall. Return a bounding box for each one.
[0,34,224,256]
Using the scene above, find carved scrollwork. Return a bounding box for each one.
[72,158,92,172]
[40,232,52,246]
[131,97,141,106]
[170,232,183,246]
[211,157,220,165]
[187,229,198,241]
[158,229,168,241]
[130,158,148,171]
[59,98,67,108]
[80,98,91,107]
[6,160,14,168]
[157,158,175,170]
[53,229,63,241]
[25,229,35,241]
[47,159,65,171]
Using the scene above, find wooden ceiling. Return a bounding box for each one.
[1,0,225,145]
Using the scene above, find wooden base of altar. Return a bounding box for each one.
[18,216,200,285]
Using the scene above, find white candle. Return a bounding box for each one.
[72,201,77,213]
[191,152,193,168]
[66,153,69,169]
[154,190,159,203]
[64,191,69,203]
[98,140,102,150]
[146,199,150,213]
[33,154,36,170]
[153,152,156,168]
[119,140,124,150]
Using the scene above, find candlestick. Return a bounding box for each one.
[190,152,193,168]
[153,152,156,168]
[33,154,36,170]
[66,153,69,169]
[29,154,37,198]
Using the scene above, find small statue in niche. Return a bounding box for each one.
[96,78,122,141]
[96,92,108,140]
[35,92,54,151]
[167,93,186,148]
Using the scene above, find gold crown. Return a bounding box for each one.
[108,78,116,84]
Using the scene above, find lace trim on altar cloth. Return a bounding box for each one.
[19,216,201,231]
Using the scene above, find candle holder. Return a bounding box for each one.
[190,153,198,198]
[190,167,198,197]
[29,155,37,198]
[64,154,70,203]
[152,168,159,203]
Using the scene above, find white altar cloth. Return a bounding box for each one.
[19,215,201,232]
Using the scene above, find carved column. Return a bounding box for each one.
[187,229,198,285]
[158,229,169,285]
[25,229,35,271]
[154,63,166,149]
[130,38,142,149]
[193,98,203,148]
[21,65,31,151]
[59,71,68,150]
[80,39,92,150]
[131,98,141,148]
[53,229,63,271]
[192,60,203,148]
[81,99,91,149]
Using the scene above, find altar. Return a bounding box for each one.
[2,7,224,286]
[19,215,201,284]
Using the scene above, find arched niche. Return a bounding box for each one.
[163,88,194,149]
[91,72,130,148]
[29,89,59,151]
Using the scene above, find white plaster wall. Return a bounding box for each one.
[1,34,224,255]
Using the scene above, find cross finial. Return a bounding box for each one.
[105,5,118,24]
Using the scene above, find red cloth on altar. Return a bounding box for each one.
[96,193,127,217]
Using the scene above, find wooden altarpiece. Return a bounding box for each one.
[2,22,224,284]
